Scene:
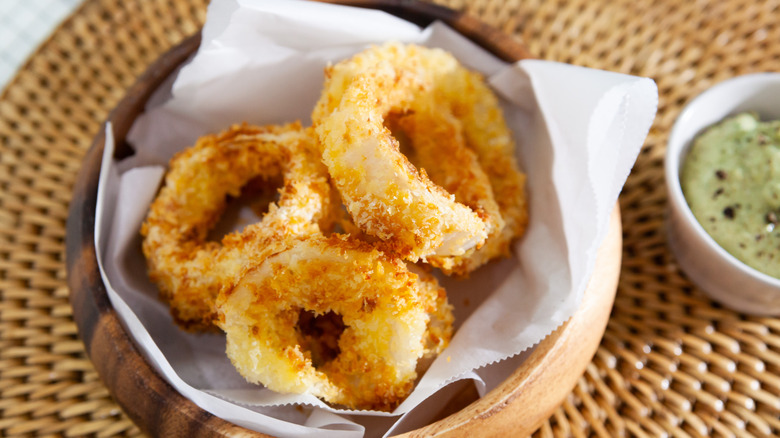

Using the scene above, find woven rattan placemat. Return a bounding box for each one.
[1,0,778,436]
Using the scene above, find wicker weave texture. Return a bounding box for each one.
[1,0,779,436]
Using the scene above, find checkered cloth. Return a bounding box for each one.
[0,0,82,88]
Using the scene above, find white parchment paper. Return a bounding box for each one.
[93,0,658,436]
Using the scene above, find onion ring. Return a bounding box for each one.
[141,123,335,331]
[313,43,494,261]
[387,101,505,271]
[393,85,528,275]
[427,64,528,275]
[216,234,453,411]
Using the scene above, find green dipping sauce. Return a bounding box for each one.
[681,112,780,279]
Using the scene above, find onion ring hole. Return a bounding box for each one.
[206,174,284,243]
[296,309,346,368]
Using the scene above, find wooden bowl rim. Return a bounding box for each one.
[65,1,620,436]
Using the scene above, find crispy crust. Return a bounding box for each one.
[141,123,335,331]
[216,234,453,411]
[406,65,528,275]
[313,43,493,261]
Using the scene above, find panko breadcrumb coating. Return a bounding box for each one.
[141,123,336,331]
[405,60,528,276]
[389,98,506,275]
[216,234,453,411]
[313,43,494,262]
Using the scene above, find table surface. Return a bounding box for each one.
[1,0,779,437]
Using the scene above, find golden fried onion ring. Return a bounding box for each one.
[141,123,335,331]
[216,235,453,411]
[394,79,528,275]
[313,43,498,261]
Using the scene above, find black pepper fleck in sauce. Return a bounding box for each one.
[767,211,779,226]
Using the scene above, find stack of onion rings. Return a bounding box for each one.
[140,42,526,411]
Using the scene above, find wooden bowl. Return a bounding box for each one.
[65,1,622,436]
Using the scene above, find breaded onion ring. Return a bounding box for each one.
[394,86,528,275]
[216,235,453,411]
[427,64,528,275]
[141,123,335,331]
[388,101,504,260]
[313,43,494,261]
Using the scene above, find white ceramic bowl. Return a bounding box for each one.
[666,73,780,315]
